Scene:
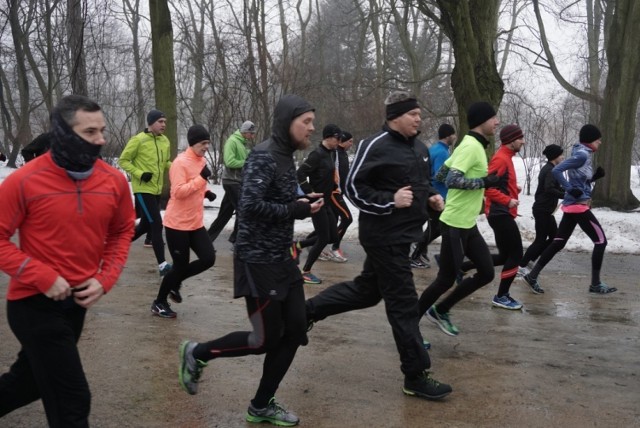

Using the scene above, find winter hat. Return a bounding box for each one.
[467,101,497,129]
[438,124,455,139]
[240,120,256,133]
[579,124,601,144]
[147,109,166,126]
[385,90,420,120]
[187,124,210,146]
[542,144,563,161]
[499,124,524,145]
[341,131,353,142]
[322,124,342,139]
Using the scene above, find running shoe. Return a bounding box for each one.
[318,249,332,261]
[418,254,431,267]
[178,340,207,395]
[302,271,322,285]
[423,339,431,351]
[246,397,299,426]
[492,294,523,310]
[159,263,172,277]
[589,283,618,294]
[402,371,452,400]
[168,288,183,304]
[330,249,348,263]
[426,306,459,336]
[151,301,177,318]
[143,238,153,248]
[523,273,545,294]
[410,258,429,269]
[516,266,529,278]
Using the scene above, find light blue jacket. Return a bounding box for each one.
[552,143,594,205]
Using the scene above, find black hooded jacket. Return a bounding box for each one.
[234,95,314,263]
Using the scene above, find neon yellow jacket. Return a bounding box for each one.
[119,130,172,195]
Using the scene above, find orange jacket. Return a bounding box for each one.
[163,148,208,231]
[0,153,135,300]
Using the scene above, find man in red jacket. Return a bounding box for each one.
[0,94,135,427]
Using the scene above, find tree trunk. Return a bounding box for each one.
[149,0,177,160]
[434,0,504,145]
[67,0,88,96]
[592,0,640,210]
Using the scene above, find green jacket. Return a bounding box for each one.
[119,130,172,195]
[221,130,250,183]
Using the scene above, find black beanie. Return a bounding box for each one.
[438,124,455,139]
[187,124,210,146]
[341,131,353,142]
[322,124,342,139]
[579,124,601,144]
[499,124,524,145]
[542,144,563,161]
[467,102,497,129]
[385,91,420,120]
[147,109,166,126]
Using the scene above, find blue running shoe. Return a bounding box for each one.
[492,294,523,310]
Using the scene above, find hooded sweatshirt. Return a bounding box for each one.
[234,95,314,263]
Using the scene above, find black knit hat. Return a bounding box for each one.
[341,131,353,142]
[187,124,210,146]
[499,124,524,145]
[147,109,166,126]
[467,102,497,129]
[385,90,420,120]
[542,144,563,161]
[438,124,455,139]
[579,124,601,144]
[322,124,342,139]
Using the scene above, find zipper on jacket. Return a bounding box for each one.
[75,181,83,214]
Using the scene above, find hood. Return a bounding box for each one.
[270,94,314,155]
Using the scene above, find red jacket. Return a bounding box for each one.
[0,153,135,300]
[484,145,519,218]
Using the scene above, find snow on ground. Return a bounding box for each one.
[1,159,638,254]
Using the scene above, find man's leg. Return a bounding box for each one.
[5,296,90,428]
[223,181,242,243]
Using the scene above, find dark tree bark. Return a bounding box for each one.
[67,0,88,96]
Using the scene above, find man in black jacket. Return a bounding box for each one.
[306,90,452,401]
[178,94,323,426]
[295,124,342,283]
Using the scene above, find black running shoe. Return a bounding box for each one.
[169,288,183,304]
[523,273,545,294]
[403,371,452,400]
[151,301,177,318]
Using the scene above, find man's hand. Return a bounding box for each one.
[204,190,217,201]
[508,199,520,208]
[140,172,153,182]
[427,194,444,211]
[394,186,413,208]
[72,278,105,309]
[200,165,212,180]
[309,198,324,214]
[45,276,72,301]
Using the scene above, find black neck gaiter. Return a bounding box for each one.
[50,111,102,173]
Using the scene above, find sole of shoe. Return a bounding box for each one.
[426,311,458,337]
[402,386,452,400]
[589,287,617,294]
[246,413,299,427]
[151,306,177,318]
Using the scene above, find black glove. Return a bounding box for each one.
[482,173,501,188]
[200,165,212,180]
[0,153,6,162]
[568,188,583,198]
[204,190,217,202]
[140,172,153,182]
[592,166,605,181]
